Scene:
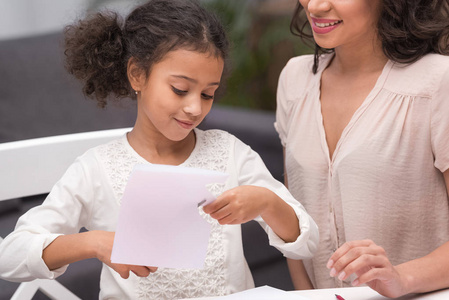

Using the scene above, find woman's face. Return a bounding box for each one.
[298,0,382,50]
[133,49,224,142]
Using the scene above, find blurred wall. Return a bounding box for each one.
[0,0,140,41]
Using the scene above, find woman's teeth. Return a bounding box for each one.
[315,20,342,28]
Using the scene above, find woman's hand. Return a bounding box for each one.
[327,240,409,298]
[202,185,269,225]
[92,231,158,279]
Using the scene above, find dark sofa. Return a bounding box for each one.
[0,32,293,299]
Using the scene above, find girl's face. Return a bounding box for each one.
[299,0,382,50]
[133,49,224,142]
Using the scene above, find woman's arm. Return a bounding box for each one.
[328,169,449,298]
[287,258,314,290]
[282,147,314,289]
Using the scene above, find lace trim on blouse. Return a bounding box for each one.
[97,137,142,204]
[99,130,230,299]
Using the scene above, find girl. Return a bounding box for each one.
[0,0,319,299]
[275,0,449,298]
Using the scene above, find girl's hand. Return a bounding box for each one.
[327,240,409,298]
[92,231,158,279]
[202,185,270,225]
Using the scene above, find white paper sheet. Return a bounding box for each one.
[111,164,228,269]
[218,286,311,300]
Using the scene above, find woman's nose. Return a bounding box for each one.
[306,0,332,14]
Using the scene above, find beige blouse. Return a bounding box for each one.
[275,53,449,288]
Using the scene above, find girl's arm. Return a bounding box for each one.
[42,231,157,279]
[204,185,299,242]
[328,169,449,298]
[203,138,318,258]
[0,155,155,281]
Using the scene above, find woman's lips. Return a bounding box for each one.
[310,17,342,34]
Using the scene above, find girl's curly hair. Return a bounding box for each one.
[64,0,229,107]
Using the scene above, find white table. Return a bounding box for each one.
[188,286,449,300]
[293,286,449,299]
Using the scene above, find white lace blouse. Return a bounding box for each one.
[0,128,318,299]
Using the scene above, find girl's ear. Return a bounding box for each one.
[127,57,145,92]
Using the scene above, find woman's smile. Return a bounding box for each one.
[311,17,342,34]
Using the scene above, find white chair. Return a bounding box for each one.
[0,127,131,300]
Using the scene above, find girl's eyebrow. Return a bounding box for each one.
[171,75,220,86]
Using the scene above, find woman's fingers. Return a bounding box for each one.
[353,265,391,286]
[334,252,389,281]
[328,240,388,280]
[327,240,409,298]
[328,240,375,269]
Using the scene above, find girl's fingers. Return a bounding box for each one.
[131,265,159,277]
[203,194,230,214]
[208,203,231,221]
[131,266,151,277]
[113,264,158,279]
[215,213,237,225]
[114,265,130,279]
[215,212,233,224]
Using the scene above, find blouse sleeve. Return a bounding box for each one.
[274,65,290,147]
[431,66,449,173]
[0,152,97,281]
[231,137,319,260]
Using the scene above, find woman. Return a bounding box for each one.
[275,0,449,297]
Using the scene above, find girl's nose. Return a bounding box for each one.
[183,96,202,117]
[306,0,332,14]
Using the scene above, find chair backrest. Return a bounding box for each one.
[0,127,131,201]
[0,127,131,300]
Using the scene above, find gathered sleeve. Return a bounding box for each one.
[431,66,449,173]
[231,137,319,260]
[0,152,97,282]
[274,65,291,147]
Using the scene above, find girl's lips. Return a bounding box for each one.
[175,119,195,129]
[310,17,342,34]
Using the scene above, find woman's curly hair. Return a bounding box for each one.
[64,0,229,107]
[290,0,449,73]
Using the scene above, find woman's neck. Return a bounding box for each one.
[331,37,388,75]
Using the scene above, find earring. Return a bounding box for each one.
[134,90,139,95]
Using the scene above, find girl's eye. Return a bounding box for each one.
[172,86,187,95]
[201,93,214,100]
